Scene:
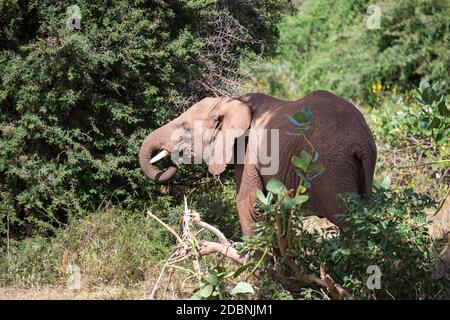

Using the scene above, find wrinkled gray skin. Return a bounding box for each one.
[139,91,377,235]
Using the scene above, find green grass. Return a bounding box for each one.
[0,207,174,287]
[0,178,240,291]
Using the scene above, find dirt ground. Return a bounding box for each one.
[0,285,147,300]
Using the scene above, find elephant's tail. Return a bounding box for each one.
[356,138,377,197]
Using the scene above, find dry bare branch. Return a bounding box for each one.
[147,211,184,245]
[197,241,248,264]
[179,5,267,106]
[190,216,231,246]
[319,262,346,300]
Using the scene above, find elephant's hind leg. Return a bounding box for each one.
[310,163,360,227]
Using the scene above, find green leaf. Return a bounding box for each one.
[300,150,312,162]
[294,195,309,205]
[292,151,313,172]
[303,107,313,120]
[196,284,214,298]
[266,178,287,195]
[233,263,255,278]
[422,87,436,104]
[204,274,219,286]
[287,113,312,129]
[281,196,296,210]
[267,192,274,204]
[437,99,450,117]
[190,292,202,300]
[432,81,440,92]
[230,282,254,295]
[297,185,307,194]
[413,92,425,105]
[295,170,308,183]
[287,114,303,127]
[428,117,441,129]
[380,175,391,189]
[418,79,437,104]
[293,106,313,124]
[339,248,351,256]
[282,195,308,210]
[309,163,325,178]
[435,128,446,142]
[419,78,431,93]
[291,155,308,170]
[312,151,319,162]
[256,189,267,205]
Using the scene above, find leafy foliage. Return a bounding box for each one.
[414,79,450,143]
[190,265,255,300]
[323,189,443,299]
[365,80,449,200]
[253,0,450,100]
[252,188,446,299]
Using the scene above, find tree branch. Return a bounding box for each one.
[197,241,248,264]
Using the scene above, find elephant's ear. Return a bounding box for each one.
[207,98,253,176]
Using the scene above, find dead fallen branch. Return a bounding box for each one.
[147,195,346,300]
[197,241,248,264]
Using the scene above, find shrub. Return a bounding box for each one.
[364,80,449,200]
[253,0,450,100]
[248,187,447,300]
[0,0,288,237]
[324,189,444,299]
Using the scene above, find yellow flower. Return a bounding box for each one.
[377,81,382,91]
[372,84,377,93]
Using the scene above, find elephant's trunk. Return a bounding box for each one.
[139,127,177,183]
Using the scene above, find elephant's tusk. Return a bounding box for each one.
[150,150,170,164]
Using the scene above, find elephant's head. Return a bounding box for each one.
[139,97,253,183]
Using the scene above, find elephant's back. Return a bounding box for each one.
[256,90,376,220]
[251,90,372,144]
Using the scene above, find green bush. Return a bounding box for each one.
[248,166,446,299]
[0,178,240,288]
[363,80,449,200]
[249,188,447,300]
[324,189,443,299]
[254,0,449,100]
[0,0,287,237]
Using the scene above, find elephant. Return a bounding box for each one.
[139,90,377,235]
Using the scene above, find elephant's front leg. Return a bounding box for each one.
[235,164,263,235]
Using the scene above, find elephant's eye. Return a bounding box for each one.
[178,128,189,143]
